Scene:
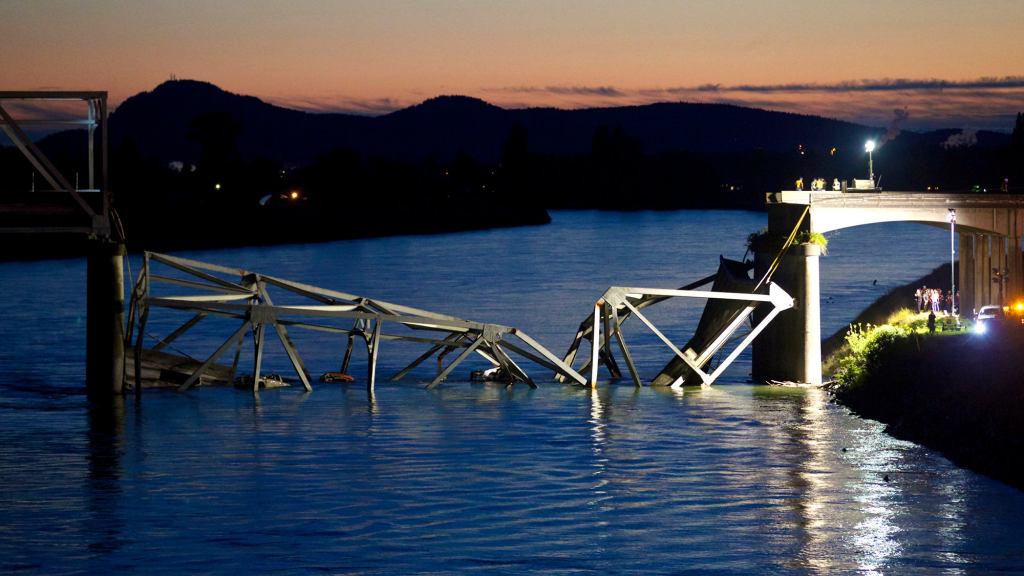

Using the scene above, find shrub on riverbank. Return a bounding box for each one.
[826,309,953,383]
[833,322,914,391]
[830,315,1024,489]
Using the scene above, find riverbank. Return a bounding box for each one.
[2,203,552,261]
[825,265,1024,489]
[821,263,953,371]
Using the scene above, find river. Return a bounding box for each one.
[1,210,1022,574]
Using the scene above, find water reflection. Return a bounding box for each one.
[86,397,125,557]
[4,211,1024,572]
[848,424,904,574]
[587,386,608,503]
[747,385,982,574]
[742,385,911,573]
[367,386,378,417]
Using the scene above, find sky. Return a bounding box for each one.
[2,0,1023,131]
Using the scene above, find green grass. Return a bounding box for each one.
[826,308,965,385]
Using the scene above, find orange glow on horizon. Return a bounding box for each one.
[2,1,1022,130]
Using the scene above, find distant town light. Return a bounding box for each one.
[214,183,222,190]
[290,190,299,200]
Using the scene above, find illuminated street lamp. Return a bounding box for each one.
[864,140,876,182]
[949,208,957,317]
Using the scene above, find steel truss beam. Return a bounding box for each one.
[126,252,587,393]
[563,280,794,388]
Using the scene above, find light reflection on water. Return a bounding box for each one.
[1,210,1023,573]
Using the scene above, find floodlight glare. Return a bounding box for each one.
[865,140,876,182]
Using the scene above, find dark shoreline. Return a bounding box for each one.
[1,205,553,262]
[825,264,1024,490]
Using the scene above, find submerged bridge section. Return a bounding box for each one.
[756,191,1024,385]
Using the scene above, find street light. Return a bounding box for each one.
[949,208,957,318]
[865,140,876,183]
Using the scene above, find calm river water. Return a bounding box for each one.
[1,210,1022,574]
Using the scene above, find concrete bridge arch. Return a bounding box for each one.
[754,191,1024,385]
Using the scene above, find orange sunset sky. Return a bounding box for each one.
[2,0,1023,130]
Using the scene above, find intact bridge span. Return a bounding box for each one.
[754,190,1024,385]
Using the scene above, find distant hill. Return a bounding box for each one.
[4,79,1020,258]
[106,80,1013,167]
[109,80,372,165]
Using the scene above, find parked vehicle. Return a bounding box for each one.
[974,305,1005,334]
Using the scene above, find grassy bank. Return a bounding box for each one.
[824,269,1024,489]
[822,263,953,375]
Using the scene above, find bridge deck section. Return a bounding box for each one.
[767,191,1024,235]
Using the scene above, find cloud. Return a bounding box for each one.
[483,76,1024,131]
[0,98,93,121]
[684,76,1024,94]
[487,85,625,97]
[489,76,1024,99]
[266,95,405,116]
[0,98,98,141]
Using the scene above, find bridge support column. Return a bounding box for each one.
[995,236,1009,304]
[959,233,975,314]
[1009,236,1022,301]
[86,241,126,399]
[752,243,821,385]
[974,234,990,310]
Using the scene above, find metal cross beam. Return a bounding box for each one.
[0,92,110,238]
[564,276,794,388]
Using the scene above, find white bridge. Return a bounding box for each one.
[755,191,1024,385]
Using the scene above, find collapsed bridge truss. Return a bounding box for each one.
[126,252,588,392]
[126,252,793,393]
[560,281,794,388]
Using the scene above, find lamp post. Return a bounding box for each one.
[865,140,876,183]
[949,208,957,317]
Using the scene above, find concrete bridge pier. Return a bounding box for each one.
[752,243,823,385]
[996,236,1008,305]
[960,233,975,314]
[975,234,991,310]
[86,241,126,399]
[1009,236,1022,302]
[960,233,1023,312]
